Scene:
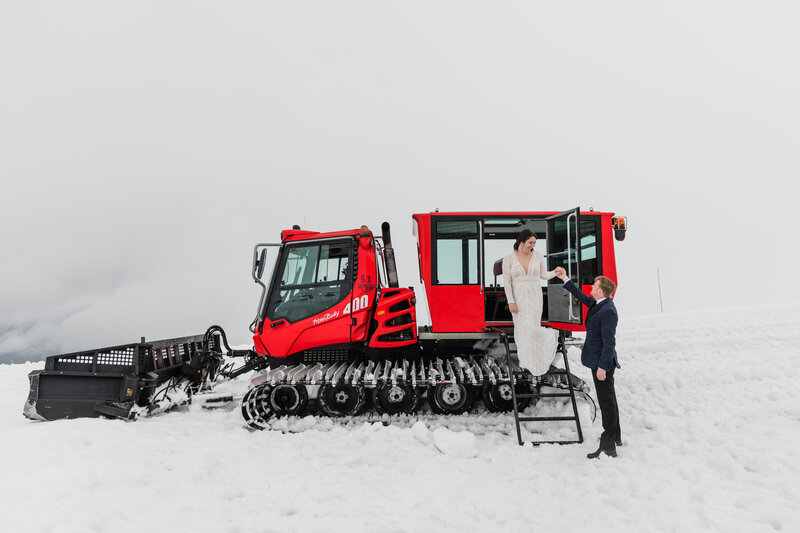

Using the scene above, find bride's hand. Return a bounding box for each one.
[509,303,518,314]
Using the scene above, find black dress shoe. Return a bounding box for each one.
[587,448,617,459]
[615,440,623,447]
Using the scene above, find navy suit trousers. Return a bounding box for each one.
[592,366,621,451]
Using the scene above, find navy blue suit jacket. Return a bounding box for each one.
[562,279,618,371]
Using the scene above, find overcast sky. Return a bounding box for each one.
[2,2,798,363]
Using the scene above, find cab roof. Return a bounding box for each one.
[281,227,367,242]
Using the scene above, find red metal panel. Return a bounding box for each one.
[281,228,363,242]
[414,213,484,332]
[287,313,353,355]
[412,214,432,285]
[414,210,615,218]
[599,212,619,290]
[256,298,352,358]
[427,285,485,332]
[351,235,378,342]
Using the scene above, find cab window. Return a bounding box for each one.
[578,218,600,283]
[267,240,352,323]
[434,220,478,285]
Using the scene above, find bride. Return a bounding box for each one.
[502,229,559,375]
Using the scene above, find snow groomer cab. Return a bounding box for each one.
[414,208,627,335]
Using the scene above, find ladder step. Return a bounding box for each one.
[518,416,577,422]
[546,369,568,375]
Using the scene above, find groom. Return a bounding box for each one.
[554,267,621,459]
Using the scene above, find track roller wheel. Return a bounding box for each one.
[482,382,531,413]
[317,383,366,417]
[373,383,419,415]
[241,384,274,430]
[481,384,500,413]
[269,384,309,416]
[428,383,475,415]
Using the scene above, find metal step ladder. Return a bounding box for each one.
[499,329,584,446]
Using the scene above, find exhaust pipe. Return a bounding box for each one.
[381,222,400,288]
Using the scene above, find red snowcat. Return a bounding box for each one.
[25,208,627,443]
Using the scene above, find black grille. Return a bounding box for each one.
[378,327,414,343]
[301,350,353,363]
[46,345,150,374]
[386,313,413,327]
[388,300,411,313]
[382,289,402,297]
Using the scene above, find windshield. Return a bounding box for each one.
[266,240,353,323]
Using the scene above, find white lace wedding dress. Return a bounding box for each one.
[502,250,559,376]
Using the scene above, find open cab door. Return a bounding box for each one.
[546,207,583,327]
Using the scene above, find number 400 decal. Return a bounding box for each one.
[344,294,369,315]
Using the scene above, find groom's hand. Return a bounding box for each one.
[555,267,567,280]
[596,368,606,381]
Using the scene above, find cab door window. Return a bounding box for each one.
[267,241,352,323]
[578,218,600,283]
[547,218,600,284]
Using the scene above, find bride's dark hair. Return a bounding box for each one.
[513,229,537,251]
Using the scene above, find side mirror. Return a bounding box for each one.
[254,248,268,279]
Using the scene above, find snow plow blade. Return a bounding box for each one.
[23,334,217,421]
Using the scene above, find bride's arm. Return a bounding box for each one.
[539,251,557,280]
[502,255,515,304]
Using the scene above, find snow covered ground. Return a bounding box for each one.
[1,305,799,533]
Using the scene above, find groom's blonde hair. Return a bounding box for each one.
[595,276,616,297]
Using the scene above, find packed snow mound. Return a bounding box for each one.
[432,427,478,458]
[1,303,799,532]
